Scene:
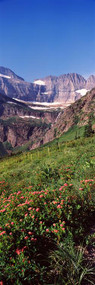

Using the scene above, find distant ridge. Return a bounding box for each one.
[0,66,95,103]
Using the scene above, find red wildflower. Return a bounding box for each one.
[16,249,21,255]
[24,236,28,240]
[28,231,33,235]
[53,229,59,233]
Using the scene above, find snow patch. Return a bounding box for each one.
[29,106,50,110]
[7,101,17,105]
[13,98,25,102]
[29,106,64,110]
[19,115,39,119]
[34,80,45,86]
[41,92,49,95]
[0,73,11,79]
[32,101,63,106]
[76,89,88,96]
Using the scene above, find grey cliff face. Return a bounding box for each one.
[86,75,95,89]
[0,67,95,103]
[42,73,86,103]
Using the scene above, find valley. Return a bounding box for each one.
[0,67,95,285]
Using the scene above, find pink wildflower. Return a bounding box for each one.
[57,204,61,209]
[36,208,40,212]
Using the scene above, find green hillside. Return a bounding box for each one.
[0,132,95,284]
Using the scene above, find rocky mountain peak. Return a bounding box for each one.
[0,66,24,81]
[0,67,95,104]
[86,75,95,89]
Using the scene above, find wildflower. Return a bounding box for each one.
[32,215,34,219]
[31,237,37,241]
[60,224,63,227]
[24,236,28,240]
[28,231,33,235]
[39,194,43,198]
[36,208,40,212]
[52,200,57,204]
[17,191,21,195]
[57,204,61,209]
[16,249,21,255]
[34,238,37,241]
[28,207,32,211]
[0,208,6,213]
[59,186,64,191]
[53,229,59,233]
[31,237,35,241]
[0,231,6,236]
[61,199,64,204]
[5,223,9,227]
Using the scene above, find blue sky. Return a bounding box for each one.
[0,0,95,82]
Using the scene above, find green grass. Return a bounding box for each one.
[58,124,85,142]
[0,133,95,197]
[0,133,95,284]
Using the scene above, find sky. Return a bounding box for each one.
[0,0,95,82]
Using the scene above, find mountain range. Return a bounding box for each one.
[0,66,95,155]
[0,66,95,104]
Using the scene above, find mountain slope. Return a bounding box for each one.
[43,88,95,144]
[0,92,59,151]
